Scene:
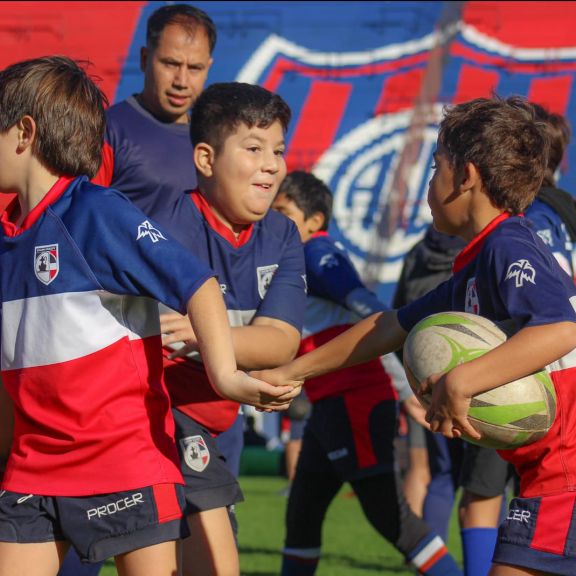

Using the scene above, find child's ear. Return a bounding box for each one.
[194,143,215,177]
[307,211,326,235]
[16,116,36,152]
[459,161,481,191]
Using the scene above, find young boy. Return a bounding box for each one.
[256,96,576,576]
[272,170,462,576]
[0,56,296,576]
[144,82,307,575]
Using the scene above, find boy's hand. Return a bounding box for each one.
[217,370,301,412]
[419,371,481,441]
[250,365,305,391]
[161,312,199,358]
[402,394,430,429]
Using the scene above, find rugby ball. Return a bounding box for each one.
[403,312,556,449]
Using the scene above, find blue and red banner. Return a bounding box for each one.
[2,1,576,300]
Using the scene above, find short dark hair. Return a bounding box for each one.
[278,171,333,230]
[190,82,291,152]
[147,4,217,54]
[0,55,107,178]
[530,102,571,187]
[438,95,548,214]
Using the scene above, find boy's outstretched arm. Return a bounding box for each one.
[161,312,300,368]
[423,321,576,439]
[253,309,407,386]
[187,278,299,410]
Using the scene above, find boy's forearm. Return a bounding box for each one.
[454,321,576,397]
[231,321,300,370]
[286,310,406,381]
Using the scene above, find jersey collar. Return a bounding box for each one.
[453,212,514,273]
[190,189,254,248]
[1,175,75,237]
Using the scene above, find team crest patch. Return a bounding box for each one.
[181,435,210,472]
[136,220,167,243]
[257,264,278,298]
[34,244,59,285]
[465,277,479,314]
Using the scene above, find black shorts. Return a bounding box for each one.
[460,443,517,498]
[302,386,397,482]
[173,409,244,514]
[0,484,188,563]
[494,493,576,575]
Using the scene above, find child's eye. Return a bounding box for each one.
[275,149,285,157]
[247,146,260,153]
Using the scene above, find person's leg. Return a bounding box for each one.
[353,474,462,576]
[0,541,67,576]
[459,445,511,576]
[281,423,342,575]
[182,507,239,576]
[172,410,244,576]
[402,415,430,516]
[58,548,104,576]
[423,432,464,541]
[115,541,178,576]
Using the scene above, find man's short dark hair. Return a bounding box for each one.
[147,4,217,53]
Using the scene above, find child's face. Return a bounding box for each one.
[0,126,22,194]
[272,193,311,242]
[140,23,213,124]
[207,121,287,229]
[427,142,466,237]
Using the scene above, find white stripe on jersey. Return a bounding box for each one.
[302,295,360,338]
[2,291,160,370]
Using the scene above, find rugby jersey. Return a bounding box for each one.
[299,232,396,403]
[153,190,307,434]
[0,176,214,496]
[398,213,576,497]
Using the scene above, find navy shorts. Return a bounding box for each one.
[173,409,244,514]
[0,484,188,564]
[493,492,576,575]
[302,386,398,482]
[460,443,517,498]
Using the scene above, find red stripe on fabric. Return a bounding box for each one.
[153,483,183,524]
[419,547,447,572]
[189,189,254,247]
[452,212,512,273]
[285,81,352,171]
[92,142,115,187]
[452,64,499,104]
[343,386,392,469]
[528,76,572,116]
[375,68,426,115]
[531,493,576,555]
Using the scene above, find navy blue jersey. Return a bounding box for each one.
[94,96,196,214]
[300,232,396,402]
[155,190,307,433]
[0,176,214,496]
[398,213,576,497]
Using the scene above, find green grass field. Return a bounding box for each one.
[100,475,463,576]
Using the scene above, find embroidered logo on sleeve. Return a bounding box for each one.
[136,220,167,243]
[505,259,536,288]
[257,264,278,298]
[34,244,59,285]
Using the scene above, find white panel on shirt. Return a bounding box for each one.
[302,296,360,338]
[2,291,160,370]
